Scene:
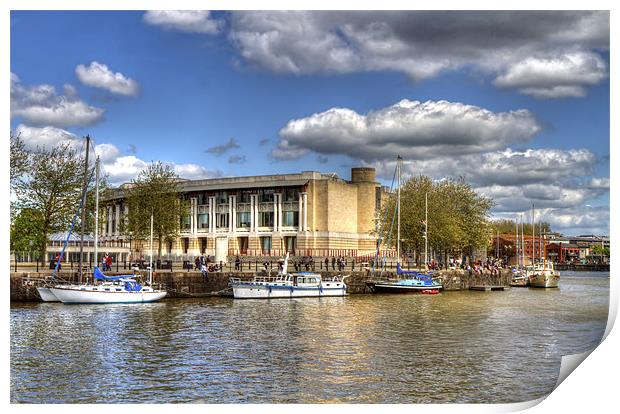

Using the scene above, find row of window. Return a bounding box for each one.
[183,211,300,230]
[193,188,301,205]
[174,236,297,254]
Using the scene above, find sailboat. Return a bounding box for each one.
[365,156,443,294]
[510,214,529,287]
[525,205,560,288]
[49,157,167,304]
[36,137,95,302]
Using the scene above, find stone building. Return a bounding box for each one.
[101,167,389,261]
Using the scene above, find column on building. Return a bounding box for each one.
[273,194,278,232]
[209,196,216,233]
[107,205,113,236]
[277,193,283,232]
[190,197,197,234]
[114,204,121,235]
[302,192,308,231]
[250,194,256,232]
[298,192,303,232]
[230,195,237,232]
[101,205,107,237]
[228,195,235,233]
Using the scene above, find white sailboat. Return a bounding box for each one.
[49,157,167,304]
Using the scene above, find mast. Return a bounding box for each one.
[149,213,154,285]
[521,214,525,266]
[531,203,535,265]
[424,192,428,270]
[78,135,90,283]
[397,156,401,264]
[515,217,519,267]
[540,220,544,266]
[94,157,99,269]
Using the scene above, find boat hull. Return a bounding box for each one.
[366,281,444,294]
[528,274,560,288]
[232,284,347,299]
[36,287,60,302]
[49,286,167,304]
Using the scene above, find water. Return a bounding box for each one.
[11,271,609,403]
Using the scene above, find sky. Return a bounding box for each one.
[9,10,610,236]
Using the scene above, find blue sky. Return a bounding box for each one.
[10,11,610,235]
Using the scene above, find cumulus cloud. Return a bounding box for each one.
[226,11,608,97]
[76,61,140,96]
[273,99,540,161]
[541,205,609,234]
[493,52,607,98]
[143,10,222,34]
[14,124,79,151]
[205,138,240,155]
[11,73,105,127]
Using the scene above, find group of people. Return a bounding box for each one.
[101,254,113,271]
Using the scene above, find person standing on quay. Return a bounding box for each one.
[235,255,241,271]
[106,254,112,271]
[332,256,336,270]
[324,257,329,270]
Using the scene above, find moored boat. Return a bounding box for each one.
[526,262,560,288]
[366,264,443,293]
[229,253,348,299]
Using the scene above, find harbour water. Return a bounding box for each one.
[10,271,609,404]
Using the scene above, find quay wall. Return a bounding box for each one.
[10,269,512,302]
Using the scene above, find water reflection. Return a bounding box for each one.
[11,272,608,403]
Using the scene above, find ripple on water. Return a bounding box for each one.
[11,273,609,403]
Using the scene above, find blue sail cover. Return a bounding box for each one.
[397,263,433,281]
[94,266,134,281]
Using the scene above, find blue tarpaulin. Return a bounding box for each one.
[94,266,133,281]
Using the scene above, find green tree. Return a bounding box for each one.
[123,162,189,260]
[10,208,46,257]
[378,175,493,264]
[13,142,85,265]
[489,218,553,236]
[10,132,29,187]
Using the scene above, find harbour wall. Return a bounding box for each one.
[10,269,512,302]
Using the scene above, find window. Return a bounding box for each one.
[260,189,274,202]
[283,188,299,201]
[284,236,296,253]
[283,211,298,226]
[238,190,252,203]
[259,212,274,227]
[181,215,191,230]
[237,212,251,228]
[261,236,272,254]
[198,214,209,229]
[217,191,228,204]
[182,238,189,254]
[238,237,248,254]
[217,213,229,228]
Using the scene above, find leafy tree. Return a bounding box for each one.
[378,175,493,264]
[489,218,553,236]
[10,208,45,256]
[591,245,610,257]
[123,162,189,260]
[10,132,29,187]
[13,142,85,265]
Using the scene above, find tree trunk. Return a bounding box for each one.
[157,234,162,261]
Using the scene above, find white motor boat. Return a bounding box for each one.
[526,262,560,288]
[230,272,348,299]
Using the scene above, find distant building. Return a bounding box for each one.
[101,168,390,260]
[45,232,130,266]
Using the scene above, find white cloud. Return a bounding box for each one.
[14,124,79,151]
[143,11,222,34]
[225,11,608,98]
[273,99,540,161]
[76,61,140,96]
[493,52,607,98]
[11,72,104,127]
[94,143,122,163]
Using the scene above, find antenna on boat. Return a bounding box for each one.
[78,135,90,283]
[149,212,154,286]
[94,156,99,272]
[397,155,401,265]
[531,203,535,265]
[424,192,428,271]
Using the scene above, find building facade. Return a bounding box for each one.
[102,167,387,260]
